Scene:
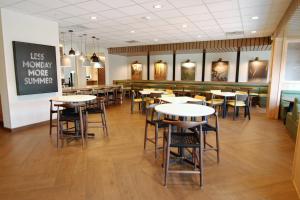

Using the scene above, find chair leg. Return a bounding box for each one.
[144,122,148,150]
[79,109,85,149]
[199,129,204,188]
[164,144,170,187]
[233,107,236,120]
[216,130,220,163]
[155,123,159,159]
[49,112,53,136]
[247,106,251,120]
[131,101,134,114]
[56,114,60,148]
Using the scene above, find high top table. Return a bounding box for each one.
[51,95,96,103]
[155,103,215,118]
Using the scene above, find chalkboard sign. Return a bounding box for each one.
[13,41,58,95]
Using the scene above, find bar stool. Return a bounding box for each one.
[162,120,207,187]
[144,104,168,158]
[55,103,88,148]
[86,97,108,137]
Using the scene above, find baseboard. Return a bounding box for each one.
[5,120,49,133]
[293,180,300,199]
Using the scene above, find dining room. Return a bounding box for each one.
[0,0,300,199]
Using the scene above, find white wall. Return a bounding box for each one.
[107,51,272,83]
[239,50,271,82]
[107,54,129,84]
[0,9,61,129]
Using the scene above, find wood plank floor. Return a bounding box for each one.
[0,100,299,200]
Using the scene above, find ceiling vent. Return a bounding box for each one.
[125,40,139,44]
[225,31,244,36]
[67,25,90,32]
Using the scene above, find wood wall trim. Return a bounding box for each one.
[108,37,272,56]
[273,0,300,38]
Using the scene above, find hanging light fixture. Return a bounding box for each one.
[60,32,71,67]
[68,30,75,56]
[82,34,91,67]
[78,35,85,61]
[90,36,99,63]
[94,38,104,68]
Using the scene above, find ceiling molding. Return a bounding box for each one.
[108,37,272,56]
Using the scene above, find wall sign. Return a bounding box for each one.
[13,41,58,95]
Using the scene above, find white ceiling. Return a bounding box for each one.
[0,0,292,48]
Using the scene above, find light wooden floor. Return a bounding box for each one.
[0,100,299,200]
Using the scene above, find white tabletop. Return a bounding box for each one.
[160,96,203,104]
[213,92,236,97]
[51,95,96,103]
[139,90,167,95]
[155,104,215,117]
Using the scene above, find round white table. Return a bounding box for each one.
[159,96,203,104]
[51,95,96,103]
[155,103,215,117]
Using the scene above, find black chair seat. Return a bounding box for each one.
[61,109,86,121]
[87,107,104,114]
[202,124,217,132]
[146,119,169,128]
[169,132,200,148]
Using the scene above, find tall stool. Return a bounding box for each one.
[86,97,108,136]
[144,104,168,158]
[55,103,88,148]
[162,120,207,187]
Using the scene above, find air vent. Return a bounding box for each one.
[67,25,90,32]
[225,31,244,36]
[125,40,139,44]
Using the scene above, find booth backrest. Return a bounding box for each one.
[114,80,269,94]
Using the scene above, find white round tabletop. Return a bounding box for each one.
[160,96,203,104]
[51,95,96,103]
[155,103,215,117]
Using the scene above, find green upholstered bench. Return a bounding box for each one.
[285,98,299,140]
[280,90,300,121]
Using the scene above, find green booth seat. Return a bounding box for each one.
[279,90,300,121]
[285,98,300,140]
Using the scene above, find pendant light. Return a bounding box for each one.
[60,32,71,67]
[82,34,91,67]
[78,35,85,61]
[90,36,99,63]
[94,38,104,68]
[68,30,75,56]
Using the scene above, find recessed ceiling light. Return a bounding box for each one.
[90,16,97,20]
[182,24,187,28]
[251,30,257,34]
[251,16,259,20]
[153,4,162,9]
[143,16,151,20]
[59,44,63,47]
[154,39,158,42]
[130,30,135,33]
[197,35,201,38]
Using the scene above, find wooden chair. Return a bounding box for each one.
[131,90,143,113]
[144,104,168,158]
[227,94,250,120]
[55,103,88,148]
[162,120,207,187]
[206,93,224,109]
[86,97,108,136]
[49,100,57,136]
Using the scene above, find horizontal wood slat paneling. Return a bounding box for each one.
[108,37,272,55]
